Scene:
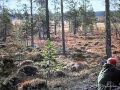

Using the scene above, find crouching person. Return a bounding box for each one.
[98,57,120,90]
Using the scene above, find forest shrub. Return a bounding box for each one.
[41,40,63,71]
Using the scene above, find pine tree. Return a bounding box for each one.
[105,0,112,58]
[30,0,34,47]
[1,8,11,42]
[61,0,66,55]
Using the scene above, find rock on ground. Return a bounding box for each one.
[17,65,38,76]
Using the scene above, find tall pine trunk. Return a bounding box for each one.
[46,0,50,39]
[30,0,34,47]
[61,0,66,55]
[105,0,112,58]
[39,29,41,39]
[74,16,77,35]
[54,21,57,35]
[69,20,71,32]
[84,0,87,37]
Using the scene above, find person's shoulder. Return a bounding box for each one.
[103,63,114,68]
[102,64,117,72]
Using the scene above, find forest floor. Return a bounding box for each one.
[46,31,120,90]
[0,30,120,90]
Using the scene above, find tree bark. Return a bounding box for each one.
[39,28,41,39]
[105,0,112,58]
[61,0,66,55]
[30,0,34,47]
[74,16,77,35]
[84,0,87,37]
[46,0,50,39]
[54,21,57,35]
[69,20,71,32]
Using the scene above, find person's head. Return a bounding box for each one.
[107,57,117,65]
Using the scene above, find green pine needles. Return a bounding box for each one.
[42,40,57,63]
[41,40,57,69]
[41,40,64,71]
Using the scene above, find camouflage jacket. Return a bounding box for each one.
[98,64,120,90]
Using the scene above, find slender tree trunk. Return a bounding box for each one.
[84,0,87,37]
[54,0,57,35]
[46,0,50,39]
[54,21,57,35]
[2,1,6,42]
[39,28,41,39]
[26,38,28,46]
[61,0,66,55]
[30,0,34,47]
[74,16,77,35]
[43,24,45,39]
[105,0,112,58]
[3,24,7,42]
[69,20,71,32]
